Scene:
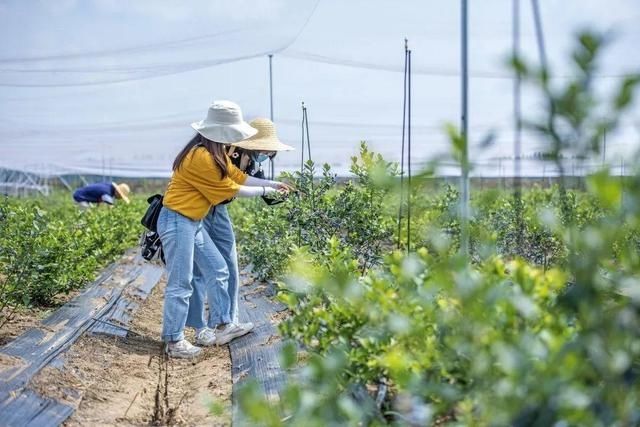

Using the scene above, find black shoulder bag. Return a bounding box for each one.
[141,194,163,231]
[140,194,165,263]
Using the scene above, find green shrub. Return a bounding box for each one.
[0,195,145,315]
[232,143,396,279]
[233,30,640,426]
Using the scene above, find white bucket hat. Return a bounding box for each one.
[191,100,258,144]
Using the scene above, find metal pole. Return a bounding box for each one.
[460,0,470,255]
[531,0,548,70]
[407,47,412,252]
[602,129,607,167]
[397,39,408,249]
[621,157,624,208]
[304,107,311,160]
[513,0,522,177]
[301,102,305,173]
[269,54,274,122]
[513,0,523,250]
[269,54,275,179]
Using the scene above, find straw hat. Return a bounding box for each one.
[231,118,294,151]
[112,182,131,204]
[191,100,258,144]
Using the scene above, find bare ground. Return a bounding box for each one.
[0,306,57,347]
[28,278,232,426]
[0,252,136,346]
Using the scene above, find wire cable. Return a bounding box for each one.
[0,1,321,88]
[280,49,633,80]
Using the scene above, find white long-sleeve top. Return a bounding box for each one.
[236,175,279,197]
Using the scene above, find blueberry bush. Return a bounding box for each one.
[0,194,146,322]
[231,31,640,426]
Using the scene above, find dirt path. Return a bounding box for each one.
[29,278,232,426]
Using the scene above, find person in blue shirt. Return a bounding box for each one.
[72,182,131,207]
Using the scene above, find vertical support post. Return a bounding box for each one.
[304,106,311,161]
[268,54,275,179]
[300,102,305,174]
[602,129,607,167]
[513,0,524,251]
[531,0,548,70]
[460,0,470,256]
[621,157,625,208]
[397,39,409,249]
[269,54,274,122]
[407,47,412,252]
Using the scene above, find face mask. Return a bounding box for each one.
[252,153,269,164]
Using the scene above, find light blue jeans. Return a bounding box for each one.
[187,204,240,328]
[157,207,228,342]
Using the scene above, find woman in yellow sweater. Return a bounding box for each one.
[159,101,291,359]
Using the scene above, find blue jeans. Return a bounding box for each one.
[157,207,228,342]
[187,204,240,328]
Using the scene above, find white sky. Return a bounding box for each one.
[0,0,639,177]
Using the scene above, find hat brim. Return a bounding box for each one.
[191,120,258,145]
[231,138,294,152]
[112,182,130,204]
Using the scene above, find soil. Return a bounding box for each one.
[0,351,24,372]
[0,306,52,346]
[28,278,232,426]
[0,252,137,346]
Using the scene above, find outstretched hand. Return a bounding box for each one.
[272,181,295,194]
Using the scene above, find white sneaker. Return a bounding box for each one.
[195,327,217,346]
[215,322,255,345]
[165,339,202,359]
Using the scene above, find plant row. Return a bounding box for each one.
[0,195,145,317]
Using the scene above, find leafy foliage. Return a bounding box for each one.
[231,142,396,279]
[232,31,640,426]
[0,195,145,317]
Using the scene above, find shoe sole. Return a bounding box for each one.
[166,352,202,359]
[215,328,252,346]
[165,349,203,359]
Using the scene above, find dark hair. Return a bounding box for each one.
[172,134,229,178]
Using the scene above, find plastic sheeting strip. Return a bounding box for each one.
[0,257,163,427]
[229,273,288,425]
[88,263,164,337]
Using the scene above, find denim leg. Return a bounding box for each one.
[194,217,232,325]
[204,205,240,325]
[185,262,207,330]
[157,207,199,342]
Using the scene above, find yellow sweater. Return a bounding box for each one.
[163,146,247,220]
